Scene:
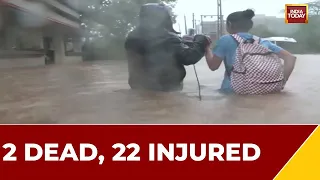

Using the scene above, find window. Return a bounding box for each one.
[0,26,44,51]
[64,37,82,56]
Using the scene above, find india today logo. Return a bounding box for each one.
[285,4,308,24]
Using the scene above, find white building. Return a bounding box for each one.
[195,20,226,41]
[0,0,89,68]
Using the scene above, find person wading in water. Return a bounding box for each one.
[204,9,296,94]
[125,3,211,91]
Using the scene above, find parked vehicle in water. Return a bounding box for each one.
[262,37,297,45]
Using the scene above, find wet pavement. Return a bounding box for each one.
[0,55,319,124]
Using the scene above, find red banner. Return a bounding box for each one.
[0,125,317,179]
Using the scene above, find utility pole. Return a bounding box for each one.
[217,0,223,38]
[200,15,203,34]
[192,13,195,28]
[199,0,223,38]
[184,15,188,34]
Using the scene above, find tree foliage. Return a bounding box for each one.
[81,0,177,59]
[250,24,277,38]
[279,1,320,15]
[258,0,320,53]
[290,15,320,53]
[308,1,320,15]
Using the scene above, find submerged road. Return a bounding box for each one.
[0,55,319,124]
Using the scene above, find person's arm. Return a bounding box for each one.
[277,49,296,82]
[266,41,297,82]
[168,33,208,66]
[205,36,229,71]
[205,47,223,71]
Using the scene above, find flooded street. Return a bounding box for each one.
[0,55,319,124]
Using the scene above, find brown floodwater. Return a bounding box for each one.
[0,55,319,124]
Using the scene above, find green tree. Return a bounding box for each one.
[290,1,320,53]
[308,1,320,15]
[276,0,320,53]
[279,1,320,15]
[290,15,320,53]
[82,0,177,59]
[250,24,277,37]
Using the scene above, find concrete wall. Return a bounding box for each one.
[52,33,65,64]
[3,26,43,50]
[0,56,45,69]
[201,22,217,34]
[53,33,82,64]
[0,54,82,68]
[0,26,82,68]
[0,1,83,69]
[200,21,226,35]
[2,0,80,28]
[64,56,82,64]
[19,29,44,49]
[38,0,80,19]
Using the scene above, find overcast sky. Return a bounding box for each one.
[173,0,305,33]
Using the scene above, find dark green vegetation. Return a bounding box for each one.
[251,1,320,54]
[81,0,177,60]
[83,0,320,60]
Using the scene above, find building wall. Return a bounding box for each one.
[64,56,82,64]
[0,1,83,69]
[52,33,82,64]
[38,0,80,19]
[3,26,44,50]
[2,0,80,28]
[201,22,217,34]
[0,56,45,69]
[199,21,226,35]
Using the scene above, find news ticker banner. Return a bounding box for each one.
[285,4,308,24]
[0,125,319,180]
